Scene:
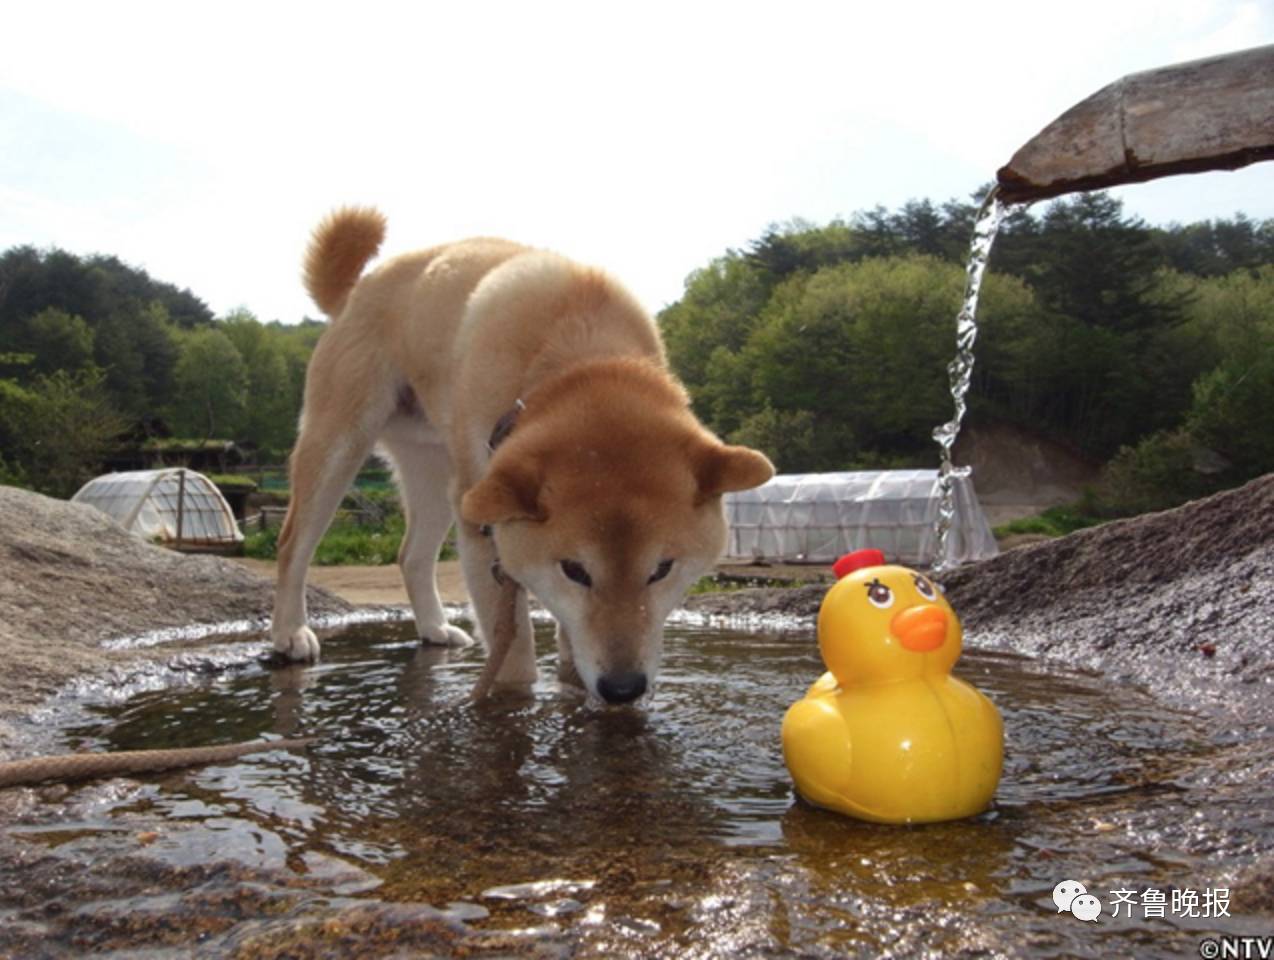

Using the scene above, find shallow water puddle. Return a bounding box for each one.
[10,620,1273,957]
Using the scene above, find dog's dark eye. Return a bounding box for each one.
[559,559,592,587]
[648,559,674,585]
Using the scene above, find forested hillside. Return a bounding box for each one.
[658,192,1273,514]
[1,191,1271,516]
[0,247,322,495]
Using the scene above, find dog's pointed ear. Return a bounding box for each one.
[695,442,774,502]
[461,461,546,526]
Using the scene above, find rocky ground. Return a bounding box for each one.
[1,476,1273,954]
[0,486,353,752]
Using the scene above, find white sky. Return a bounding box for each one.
[2,1,1272,323]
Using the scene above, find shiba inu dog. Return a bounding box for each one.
[271,208,773,703]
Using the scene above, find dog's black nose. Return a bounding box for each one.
[597,670,647,704]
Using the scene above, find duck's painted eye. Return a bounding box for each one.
[560,559,592,588]
[865,578,894,609]
[913,575,937,600]
[648,559,674,585]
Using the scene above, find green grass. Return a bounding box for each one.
[245,517,401,566]
[992,503,1104,540]
[141,437,233,452]
[207,473,259,493]
[241,527,277,561]
[245,516,459,566]
[241,466,395,496]
[258,473,290,492]
[311,518,405,565]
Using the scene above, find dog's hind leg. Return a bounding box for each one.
[272,426,375,661]
[379,418,474,647]
[271,362,389,661]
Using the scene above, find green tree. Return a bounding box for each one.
[659,252,772,411]
[0,356,34,487]
[22,308,95,375]
[1027,193,1180,334]
[744,256,970,464]
[221,309,297,454]
[0,245,204,416]
[273,318,325,442]
[1153,214,1274,277]
[716,255,1043,471]
[728,405,817,473]
[982,194,1200,455]
[171,328,248,439]
[1093,265,1274,517]
[660,192,1270,508]
[133,301,180,411]
[1,367,127,497]
[747,219,868,282]
[1184,265,1274,475]
[90,301,179,416]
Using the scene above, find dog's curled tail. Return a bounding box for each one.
[303,206,388,317]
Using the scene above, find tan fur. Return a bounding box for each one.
[302,206,387,316]
[272,208,774,703]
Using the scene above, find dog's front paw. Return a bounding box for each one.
[495,658,539,686]
[419,623,475,647]
[272,625,321,663]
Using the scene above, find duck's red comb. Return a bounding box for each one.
[832,549,886,580]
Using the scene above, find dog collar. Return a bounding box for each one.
[487,399,525,454]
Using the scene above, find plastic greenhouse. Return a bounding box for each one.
[71,468,244,550]
[722,470,998,568]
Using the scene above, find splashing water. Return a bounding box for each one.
[931,188,1007,573]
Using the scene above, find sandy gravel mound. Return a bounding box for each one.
[945,473,1273,715]
[0,485,350,738]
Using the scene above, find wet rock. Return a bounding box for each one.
[0,485,351,747]
[997,45,1274,204]
[1231,855,1274,913]
[299,851,384,895]
[0,828,497,959]
[941,473,1274,720]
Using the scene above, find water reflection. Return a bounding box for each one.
[50,619,1272,957]
[781,801,1015,907]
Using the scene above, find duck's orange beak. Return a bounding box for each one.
[891,605,947,652]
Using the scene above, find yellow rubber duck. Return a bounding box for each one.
[781,548,1003,824]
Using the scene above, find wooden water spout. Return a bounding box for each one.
[997,44,1274,204]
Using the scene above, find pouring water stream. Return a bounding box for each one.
[930,44,1273,572]
[930,188,1007,574]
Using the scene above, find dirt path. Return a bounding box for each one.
[231,557,472,606]
[229,558,833,608]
